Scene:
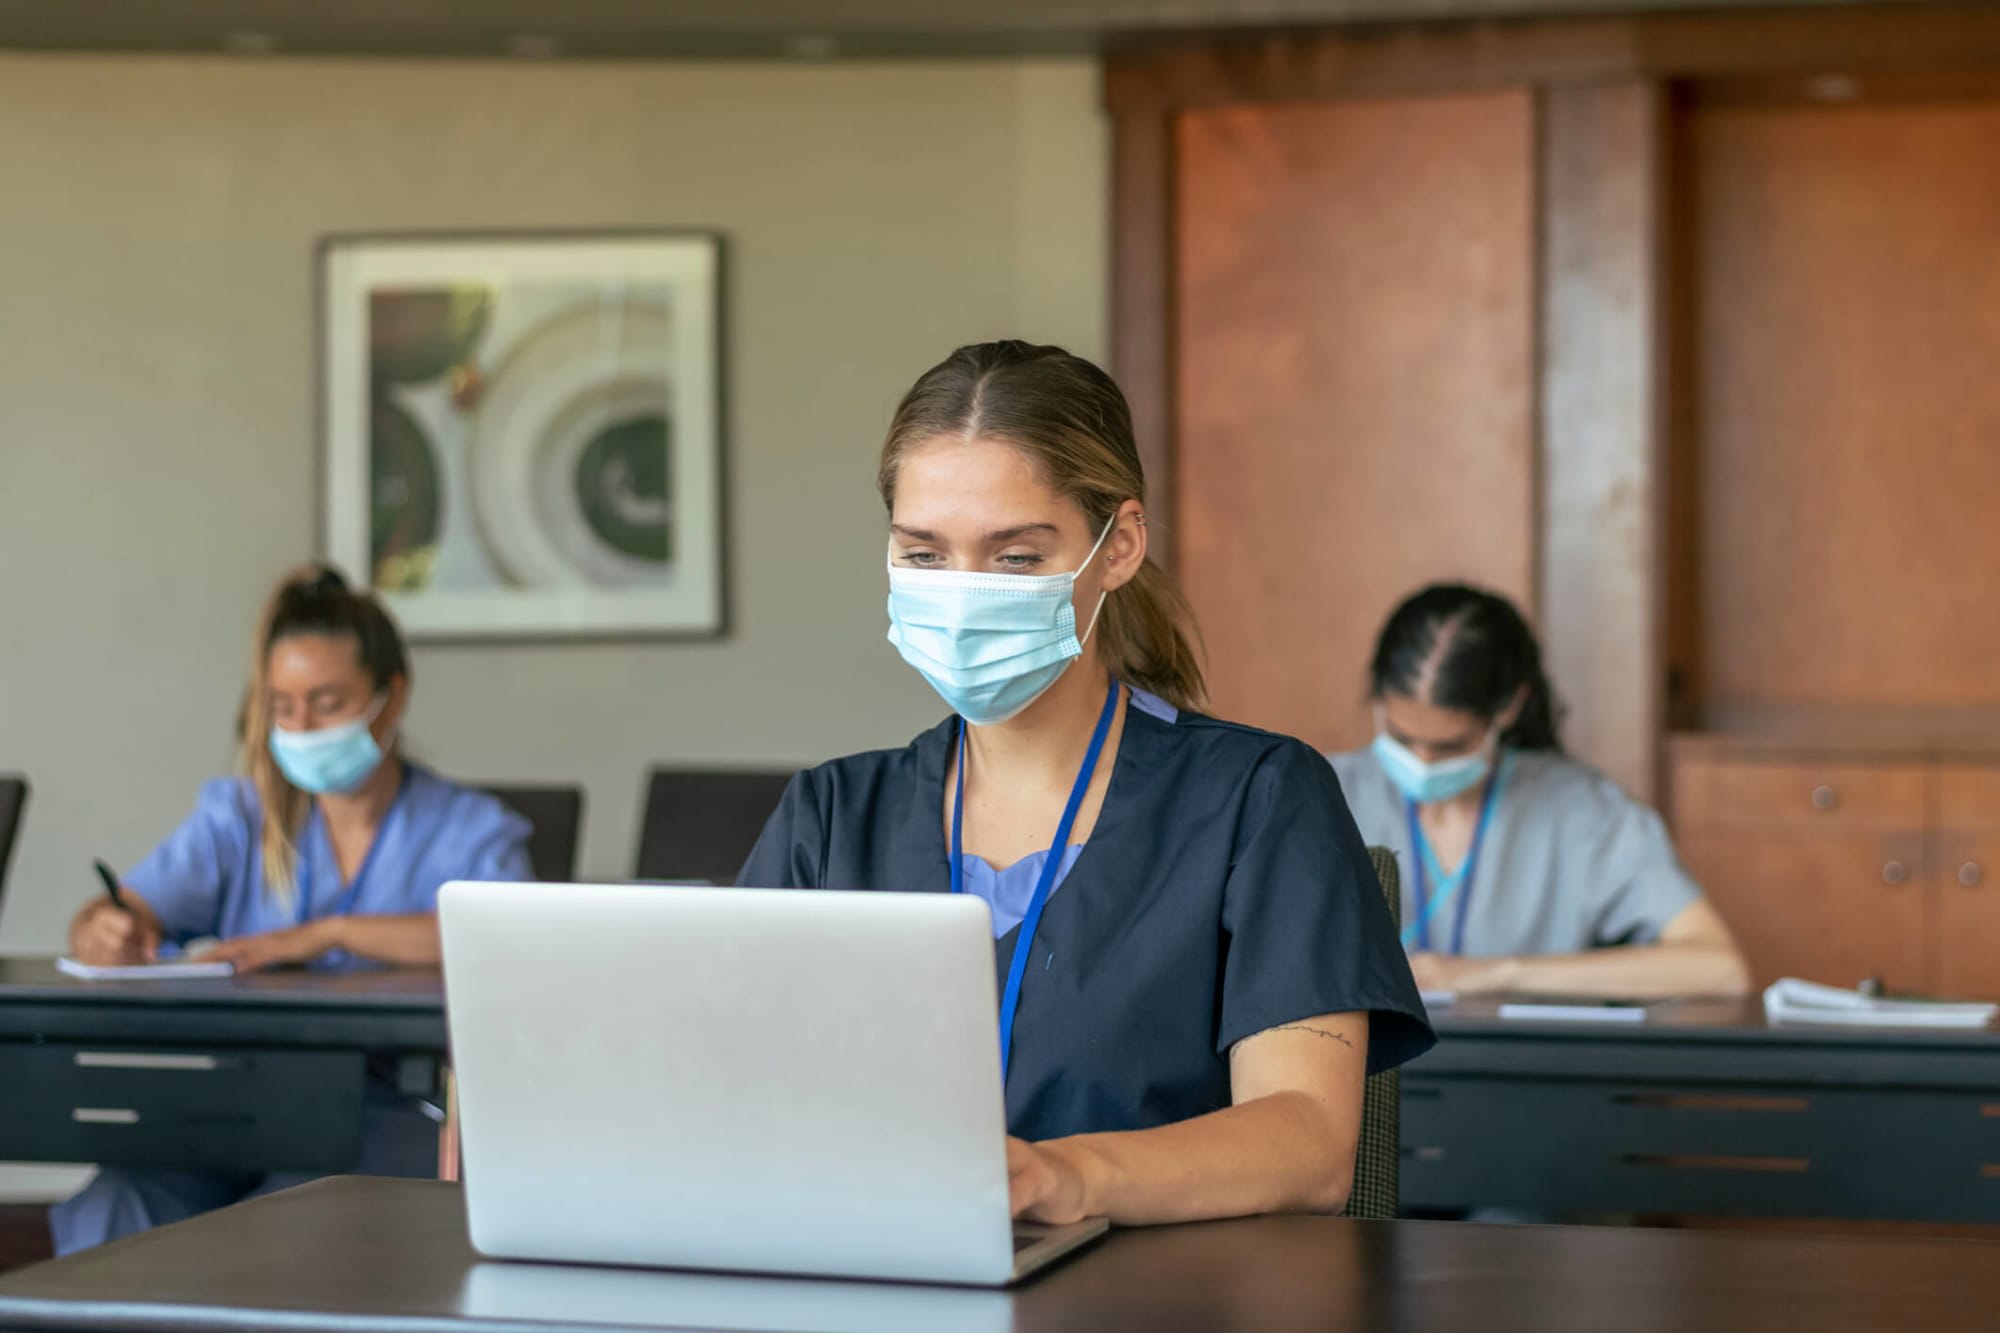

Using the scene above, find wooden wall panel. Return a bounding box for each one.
[1689,96,2000,709]
[1112,111,1177,569]
[1104,5,2000,114]
[1174,92,1535,752]
[1538,81,1667,802]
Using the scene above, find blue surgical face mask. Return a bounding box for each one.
[886,520,1114,727]
[269,695,390,796]
[1372,727,1496,806]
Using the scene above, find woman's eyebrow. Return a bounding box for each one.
[889,523,1062,543]
[986,523,1061,542]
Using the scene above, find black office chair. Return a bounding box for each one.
[480,785,585,883]
[1339,845,1404,1221]
[633,768,796,885]
[0,776,27,913]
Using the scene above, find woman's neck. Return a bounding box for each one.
[317,754,404,839]
[963,655,1115,790]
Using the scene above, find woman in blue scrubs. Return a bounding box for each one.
[741,341,1432,1227]
[53,565,533,1253]
[1329,583,1748,999]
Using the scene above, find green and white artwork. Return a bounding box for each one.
[321,232,722,638]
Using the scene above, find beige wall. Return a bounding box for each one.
[0,53,1107,957]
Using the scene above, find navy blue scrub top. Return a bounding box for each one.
[737,693,1435,1143]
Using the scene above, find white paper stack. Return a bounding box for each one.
[57,958,235,981]
[1763,977,1997,1029]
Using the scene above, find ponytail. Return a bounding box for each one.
[1092,546,1208,715]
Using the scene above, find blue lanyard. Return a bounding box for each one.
[1402,754,1508,955]
[951,677,1119,1084]
[296,767,408,926]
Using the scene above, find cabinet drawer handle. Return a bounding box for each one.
[1811,784,1839,812]
[74,1052,221,1072]
[1881,860,1908,887]
[1962,862,1986,889]
[72,1108,140,1125]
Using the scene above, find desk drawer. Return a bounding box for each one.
[0,1043,365,1173]
[1402,1075,2000,1221]
[1676,758,1926,829]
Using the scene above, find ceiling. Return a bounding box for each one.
[0,0,1925,61]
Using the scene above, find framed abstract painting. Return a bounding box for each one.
[319,230,724,639]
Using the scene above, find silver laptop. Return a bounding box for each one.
[438,881,1108,1286]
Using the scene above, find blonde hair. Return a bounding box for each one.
[878,341,1208,713]
[239,564,409,899]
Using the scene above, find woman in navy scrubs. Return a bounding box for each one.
[741,341,1432,1226]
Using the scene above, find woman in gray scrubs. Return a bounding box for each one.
[1328,584,1748,999]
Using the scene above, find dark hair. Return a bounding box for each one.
[877,340,1208,713]
[1368,583,1562,751]
[240,564,410,896]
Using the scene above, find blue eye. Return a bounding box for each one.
[997,554,1045,571]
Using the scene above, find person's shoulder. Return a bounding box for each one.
[1325,744,1381,788]
[190,776,260,826]
[402,764,529,835]
[1507,750,1651,823]
[790,717,954,796]
[1140,702,1332,786]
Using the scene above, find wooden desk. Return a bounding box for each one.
[2,1177,1997,1332]
[0,959,445,1175]
[1404,997,2000,1221]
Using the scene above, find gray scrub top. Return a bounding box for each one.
[1326,747,1701,957]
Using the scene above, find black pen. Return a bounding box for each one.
[93,859,128,912]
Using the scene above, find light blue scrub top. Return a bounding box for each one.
[1327,746,1700,957]
[955,687,1179,938]
[125,761,534,969]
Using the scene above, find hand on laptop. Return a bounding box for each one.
[1008,1136,1094,1225]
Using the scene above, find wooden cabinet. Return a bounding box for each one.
[1933,766,2000,1000]
[1672,742,2000,1000]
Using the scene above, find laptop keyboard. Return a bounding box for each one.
[1012,1230,1040,1253]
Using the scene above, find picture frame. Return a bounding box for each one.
[318,229,725,640]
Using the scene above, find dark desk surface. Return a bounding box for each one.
[0,958,446,1048]
[3,1178,1999,1333]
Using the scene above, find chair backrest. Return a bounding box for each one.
[1339,845,1404,1220]
[480,785,584,883]
[0,776,27,910]
[633,768,795,885]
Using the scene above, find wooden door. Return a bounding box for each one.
[1933,765,2000,1000]
[1173,92,1535,751]
[1672,753,1929,990]
[1682,91,2000,713]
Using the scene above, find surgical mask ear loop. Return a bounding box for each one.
[1070,515,1122,651]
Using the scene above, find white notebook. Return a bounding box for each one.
[1763,977,1996,1029]
[57,957,235,981]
